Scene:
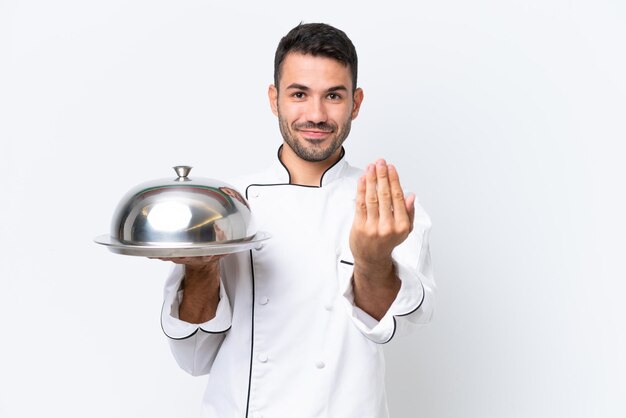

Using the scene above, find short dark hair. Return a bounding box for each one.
[274,23,358,92]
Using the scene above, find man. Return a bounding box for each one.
[160,23,435,418]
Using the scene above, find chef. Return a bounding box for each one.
[159,22,435,418]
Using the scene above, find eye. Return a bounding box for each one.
[327,92,342,100]
[291,92,306,99]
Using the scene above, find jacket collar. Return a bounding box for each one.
[272,145,348,187]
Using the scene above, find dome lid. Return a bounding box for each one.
[94,166,269,257]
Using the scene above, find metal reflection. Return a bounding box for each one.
[111,167,253,245]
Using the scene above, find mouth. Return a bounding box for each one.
[297,129,333,140]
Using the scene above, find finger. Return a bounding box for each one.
[151,255,223,265]
[388,164,409,226]
[365,163,379,222]
[354,175,367,224]
[405,192,416,232]
[162,258,187,265]
[167,257,192,265]
[150,257,179,262]
[375,159,394,223]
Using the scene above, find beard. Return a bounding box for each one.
[278,113,352,162]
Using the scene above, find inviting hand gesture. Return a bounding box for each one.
[349,159,416,319]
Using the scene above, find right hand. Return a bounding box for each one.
[151,255,225,267]
[150,255,226,288]
[151,255,226,323]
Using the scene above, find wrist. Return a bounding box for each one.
[180,267,220,324]
[184,262,220,284]
[353,257,395,285]
[352,258,401,321]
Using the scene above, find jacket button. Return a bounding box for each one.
[258,354,268,363]
[259,296,269,305]
[315,361,325,369]
[324,301,333,311]
[255,243,265,251]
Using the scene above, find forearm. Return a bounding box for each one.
[352,257,401,321]
[179,263,221,324]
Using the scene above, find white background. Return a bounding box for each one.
[1,1,625,417]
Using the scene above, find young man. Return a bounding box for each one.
[160,23,435,418]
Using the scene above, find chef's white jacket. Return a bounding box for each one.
[161,148,435,418]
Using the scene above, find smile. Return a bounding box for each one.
[298,130,333,139]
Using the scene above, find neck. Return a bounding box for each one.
[279,143,343,186]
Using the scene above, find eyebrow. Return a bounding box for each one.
[285,83,349,93]
[286,83,310,91]
[327,85,349,92]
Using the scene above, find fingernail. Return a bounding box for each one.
[368,164,375,172]
[376,159,386,166]
[388,164,396,171]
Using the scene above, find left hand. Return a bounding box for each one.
[349,159,416,270]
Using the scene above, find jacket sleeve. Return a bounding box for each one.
[161,264,232,376]
[339,201,436,344]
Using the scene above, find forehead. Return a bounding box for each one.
[279,52,352,89]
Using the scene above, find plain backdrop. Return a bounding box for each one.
[1,1,625,417]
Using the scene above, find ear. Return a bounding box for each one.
[268,84,279,116]
[351,87,364,120]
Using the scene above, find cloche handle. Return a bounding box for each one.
[173,165,192,181]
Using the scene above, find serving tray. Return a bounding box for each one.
[94,231,270,257]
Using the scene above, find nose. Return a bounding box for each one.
[304,97,327,124]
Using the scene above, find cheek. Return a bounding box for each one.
[331,106,354,124]
[278,102,304,122]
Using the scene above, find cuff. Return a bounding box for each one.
[339,259,425,344]
[161,265,232,340]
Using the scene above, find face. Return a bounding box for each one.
[269,53,363,162]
